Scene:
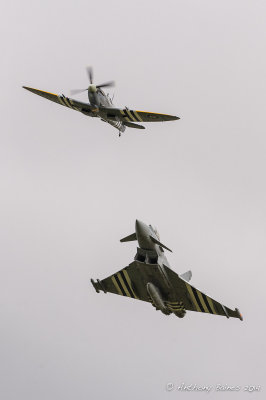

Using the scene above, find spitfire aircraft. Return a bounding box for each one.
[91,220,243,320]
[23,67,179,136]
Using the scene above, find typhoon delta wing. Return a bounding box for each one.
[91,220,243,321]
[23,67,179,137]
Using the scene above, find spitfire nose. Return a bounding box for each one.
[89,84,97,93]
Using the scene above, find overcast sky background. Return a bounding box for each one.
[1,1,266,399]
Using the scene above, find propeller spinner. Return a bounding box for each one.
[70,67,115,95]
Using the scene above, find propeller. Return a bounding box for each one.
[96,81,115,89]
[70,88,88,95]
[86,66,93,84]
[70,67,115,95]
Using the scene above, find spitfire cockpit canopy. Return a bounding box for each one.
[97,88,105,96]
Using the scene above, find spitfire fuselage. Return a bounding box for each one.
[23,84,179,136]
[88,88,112,109]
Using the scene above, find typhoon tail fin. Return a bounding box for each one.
[180,270,192,282]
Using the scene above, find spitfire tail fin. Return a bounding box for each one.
[120,233,137,243]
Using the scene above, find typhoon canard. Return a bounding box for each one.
[91,220,243,320]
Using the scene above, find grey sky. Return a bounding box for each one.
[1,0,266,399]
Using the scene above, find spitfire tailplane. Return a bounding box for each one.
[124,121,145,130]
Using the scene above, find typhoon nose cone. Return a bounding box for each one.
[135,219,144,232]
[135,219,154,250]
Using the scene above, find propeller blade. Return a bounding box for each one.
[70,88,88,95]
[86,66,93,84]
[96,81,115,89]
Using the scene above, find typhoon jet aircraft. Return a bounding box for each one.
[23,67,179,136]
[91,220,243,321]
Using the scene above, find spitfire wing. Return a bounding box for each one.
[101,107,179,123]
[23,86,92,113]
[164,266,243,320]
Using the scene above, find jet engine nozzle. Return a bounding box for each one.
[174,310,186,318]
